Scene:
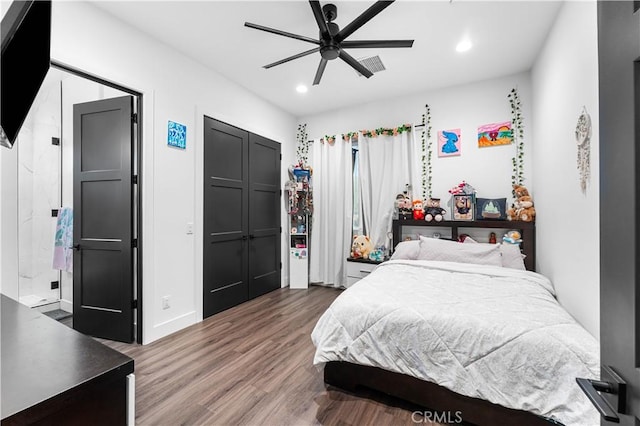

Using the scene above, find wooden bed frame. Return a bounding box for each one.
[324,219,556,426]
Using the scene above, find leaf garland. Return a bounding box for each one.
[342,131,359,141]
[295,123,310,166]
[421,104,433,200]
[361,124,412,138]
[323,135,336,144]
[508,88,525,196]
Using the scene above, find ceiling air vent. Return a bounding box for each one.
[355,55,386,77]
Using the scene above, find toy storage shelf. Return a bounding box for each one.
[289,213,309,289]
[392,219,536,271]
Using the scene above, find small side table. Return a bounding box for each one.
[346,257,384,287]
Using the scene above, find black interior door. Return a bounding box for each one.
[73,96,134,343]
[203,117,249,317]
[580,2,640,424]
[248,133,281,299]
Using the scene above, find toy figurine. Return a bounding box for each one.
[489,232,497,244]
[424,198,446,222]
[412,200,425,220]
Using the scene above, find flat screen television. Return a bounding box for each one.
[1,0,52,148]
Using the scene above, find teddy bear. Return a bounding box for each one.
[351,235,374,259]
[412,199,425,220]
[424,198,446,222]
[395,193,413,220]
[507,184,536,222]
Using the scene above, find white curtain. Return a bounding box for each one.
[310,137,353,288]
[358,131,415,249]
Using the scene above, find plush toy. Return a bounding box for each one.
[396,193,413,220]
[351,235,374,259]
[507,184,536,222]
[503,230,522,244]
[412,200,425,220]
[424,198,446,222]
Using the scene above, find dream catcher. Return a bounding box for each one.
[575,106,592,194]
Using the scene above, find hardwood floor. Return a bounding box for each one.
[97,285,442,426]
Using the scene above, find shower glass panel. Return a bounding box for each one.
[17,69,62,308]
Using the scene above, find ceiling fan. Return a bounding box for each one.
[244,1,414,86]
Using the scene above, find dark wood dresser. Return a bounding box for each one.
[1,294,134,425]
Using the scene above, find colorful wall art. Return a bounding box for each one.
[438,129,461,157]
[168,120,187,149]
[478,121,512,147]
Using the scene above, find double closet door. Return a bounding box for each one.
[203,116,281,318]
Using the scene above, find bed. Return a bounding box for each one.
[311,224,600,426]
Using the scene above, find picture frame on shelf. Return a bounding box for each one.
[453,194,475,221]
[475,197,507,220]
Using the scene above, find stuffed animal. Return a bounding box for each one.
[396,193,413,220]
[412,199,425,220]
[424,198,446,222]
[507,184,536,222]
[351,235,374,259]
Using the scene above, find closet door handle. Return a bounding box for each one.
[72,244,81,251]
[249,234,255,240]
[241,235,248,241]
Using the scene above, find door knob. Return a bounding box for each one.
[241,235,248,241]
[576,365,626,423]
[71,244,81,250]
[249,234,255,239]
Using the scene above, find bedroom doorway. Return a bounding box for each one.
[13,61,144,343]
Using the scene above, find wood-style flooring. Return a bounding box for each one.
[88,286,442,425]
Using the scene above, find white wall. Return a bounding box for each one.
[301,72,533,208]
[1,1,296,344]
[531,1,600,338]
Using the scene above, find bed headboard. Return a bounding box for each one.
[391,219,536,271]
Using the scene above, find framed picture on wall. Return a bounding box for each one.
[453,194,475,221]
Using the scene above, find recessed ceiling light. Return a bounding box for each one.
[456,39,472,53]
[296,84,308,94]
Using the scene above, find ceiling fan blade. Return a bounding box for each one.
[313,58,328,85]
[334,1,395,43]
[245,22,320,45]
[339,50,373,78]
[341,40,414,49]
[264,47,321,69]
[309,1,330,41]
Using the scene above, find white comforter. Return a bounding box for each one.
[311,260,600,426]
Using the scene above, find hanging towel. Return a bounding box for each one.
[52,207,73,272]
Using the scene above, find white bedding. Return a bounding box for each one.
[311,259,600,426]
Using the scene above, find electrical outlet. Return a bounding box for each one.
[162,296,170,310]
[186,222,194,235]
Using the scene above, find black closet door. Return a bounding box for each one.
[203,117,249,318]
[248,133,281,299]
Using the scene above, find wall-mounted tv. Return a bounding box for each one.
[1,0,52,148]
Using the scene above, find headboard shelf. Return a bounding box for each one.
[392,219,536,271]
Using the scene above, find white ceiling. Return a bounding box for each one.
[89,1,563,118]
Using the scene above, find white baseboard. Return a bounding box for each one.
[143,311,197,345]
[60,299,73,313]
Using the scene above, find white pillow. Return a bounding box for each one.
[463,237,526,270]
[417,236,502,266]
[500,243,527,270]
[390,240,420,260]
